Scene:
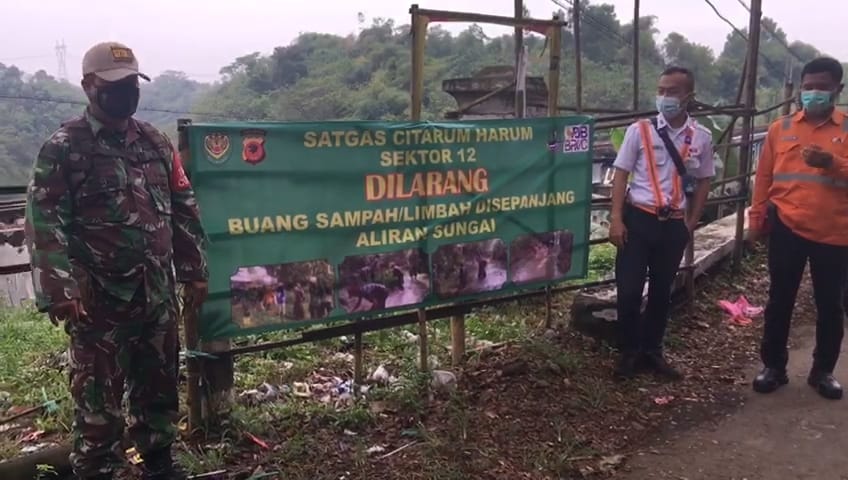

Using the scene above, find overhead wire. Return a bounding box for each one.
[699,0,788,78]
[550,0,629,46]
[735,0,804,63]
[0,93,253,120]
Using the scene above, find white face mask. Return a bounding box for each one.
[656,95,683,118]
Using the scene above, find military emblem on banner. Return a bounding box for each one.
[204,132,231,164]
[241,129,267,165]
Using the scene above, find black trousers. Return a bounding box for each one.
[761,213,848,373]
[615,206,690,353]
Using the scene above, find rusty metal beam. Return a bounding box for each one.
[412,6,567,33]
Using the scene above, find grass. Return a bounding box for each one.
[0,302,72,460]
[0,244,620,470]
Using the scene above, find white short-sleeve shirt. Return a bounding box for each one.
[613,113,716,209]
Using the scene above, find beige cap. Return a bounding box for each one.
[82,41,150,82]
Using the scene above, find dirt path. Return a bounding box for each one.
[620,324,848,480]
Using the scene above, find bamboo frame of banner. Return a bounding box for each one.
[0,1,772,440]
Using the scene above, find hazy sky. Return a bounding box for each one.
[1,0,843,82]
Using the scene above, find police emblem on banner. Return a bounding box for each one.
[204,133,231,164]
[241,129,267,165]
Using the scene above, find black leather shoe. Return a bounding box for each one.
[642,352,683,381]
[614,352,639,379]
[752,367,789,393]
[807,371,843,400]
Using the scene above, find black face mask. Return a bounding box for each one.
[93,82,140,119]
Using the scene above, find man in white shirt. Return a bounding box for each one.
[609,66,716,380]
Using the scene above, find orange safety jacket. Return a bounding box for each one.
[750,110,848,246]
[631,119,693,218]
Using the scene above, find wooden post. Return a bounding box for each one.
[410,4,429,375]
[573,0,583,114]
[450,315,465,366]
[353,332,363,385]
[547,13,562,117]
[199,339,234,424]
[514,0,525,118]
[417,309,428,372]
[177,121,202,434]
[410,4,427,121]
[632,0,640,111]
[732,0,762,269]
[782,81,794,115]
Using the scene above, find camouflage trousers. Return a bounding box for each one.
[66,282,180,478]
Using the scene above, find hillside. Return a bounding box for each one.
[0,4,839,186]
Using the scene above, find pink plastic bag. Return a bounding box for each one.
[717,295,763,326]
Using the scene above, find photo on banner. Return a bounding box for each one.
[338,249,430,313]
[230,260,335,328]
[509,230,575,284]
[432,239,508,298]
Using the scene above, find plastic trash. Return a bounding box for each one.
[369,365,390,384]
[292,382,312,398]
[431,370,457,393]
[366,445,386,455]
[718,295,763,326]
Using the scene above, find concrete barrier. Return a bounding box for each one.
[570,209,750,342]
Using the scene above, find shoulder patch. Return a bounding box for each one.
[171,150,191,191]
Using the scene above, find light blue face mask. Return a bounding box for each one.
[656,95,683,118]
[800,90,835,115]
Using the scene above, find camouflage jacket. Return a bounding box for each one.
[25,109,208,312]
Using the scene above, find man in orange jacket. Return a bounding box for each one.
[749,57,848,400]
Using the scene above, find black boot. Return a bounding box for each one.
[614,352,640,379]
[807,370,843,400]
[141,448,188,480]
[752,367,789,394]
[642,352,683,381]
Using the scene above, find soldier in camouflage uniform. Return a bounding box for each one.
[24,41,208,480]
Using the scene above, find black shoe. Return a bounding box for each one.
[752,367,789,394]
[141,448,188,480]
[77,474,113,480]
[642,352,683,381]
[614,352,639,379]
[807,371,843,400]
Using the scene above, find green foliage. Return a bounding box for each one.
[0,65,83,185]
[588,244,616,279]
[609,128,626,152]
[0,303,72,458]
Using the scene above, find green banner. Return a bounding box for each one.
[187,117,594,340]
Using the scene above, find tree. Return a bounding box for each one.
[0,3,840,186]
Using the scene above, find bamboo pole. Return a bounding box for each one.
[573,0,583,114]
[547,13,562,117]
[515,0,525,118]
[732,0,763,269]
[178,121,203,434]
[410,5,427,121]
[632,0,640,111]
